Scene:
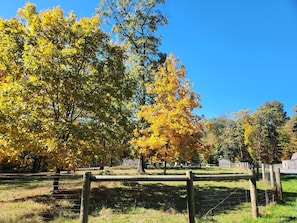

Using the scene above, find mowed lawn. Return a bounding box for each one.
[0,166,296,223]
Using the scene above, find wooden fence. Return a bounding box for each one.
[0,169,282,222]
[79,170,281,223]
[261,165,283,201]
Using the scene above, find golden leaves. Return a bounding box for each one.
[0,3,130,171]
[131,53,204,163]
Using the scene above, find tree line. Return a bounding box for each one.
[205,101,297,165]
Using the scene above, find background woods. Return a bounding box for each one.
[206,101,297,165]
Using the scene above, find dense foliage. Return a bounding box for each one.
[0,3,133,171]
[97,0,168,173]
[206,101,297,165]
[0,1,295,173]
[131,54,209,173]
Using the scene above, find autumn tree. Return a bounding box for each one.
[131,54,207,174]
[97,0,167,173]
[279,107,297,160]
[0,3,132,173]
[242,101,287,164]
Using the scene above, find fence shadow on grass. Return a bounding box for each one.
[0,175,82,222]
[0,190,82,222]
[32,190,82,222]
[88,182,256,218]
[89,182,187,213]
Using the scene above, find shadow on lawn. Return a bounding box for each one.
[281,175,297,203]
[90,183,187,213]
[88,182,253,217]
[4,174,296,222]
[0,187,82,222]
[38,190,82,221]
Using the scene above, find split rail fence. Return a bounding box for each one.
[0,167,283,222]
[79,169,283,223]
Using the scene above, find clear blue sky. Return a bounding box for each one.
[1,1,297,119]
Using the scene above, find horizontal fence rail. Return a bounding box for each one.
[0,174,82,180]
[91,175,189,181]
[91,174,253,182]
[193,174,253,181]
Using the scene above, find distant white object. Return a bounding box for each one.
[291,152,297,160]
[122,159,138,167]
[282,153,297,170]
[218,158,231,168]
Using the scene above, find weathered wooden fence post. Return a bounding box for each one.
[269,165,275,189]
[80,172,91,223]
[275,167,283,202]
[249,170,259,219]
[186,170,195,223]
[261,163,266,181]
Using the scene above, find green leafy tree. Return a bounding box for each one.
[207,117,242,163]
[206,111,255,165]
[219,119,243,161]
[232,110,253,163]
[243,101,287,164]
[0,3,132,173]
[97,0,167,173]
[207,117,229,163]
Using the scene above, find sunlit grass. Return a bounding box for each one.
[0,167,295,222]
[88,207,189,223]
[201,175,297,223]
[0,199,47,222]
[96,166,249,176]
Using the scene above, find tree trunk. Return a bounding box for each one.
[53,169,61,193]
[163,161,167,175]
[137,156,145,174]
[32,155,38,173]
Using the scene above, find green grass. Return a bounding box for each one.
[249,175,297,223]
[203,174,297,223]
[0,167,296,222]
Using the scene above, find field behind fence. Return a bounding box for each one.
[0,166,282,223]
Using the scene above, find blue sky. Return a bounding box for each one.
[1,1,297,119]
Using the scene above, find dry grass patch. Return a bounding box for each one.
[89,207,189,223]
[0,199,48,222]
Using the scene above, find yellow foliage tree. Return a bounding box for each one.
[0,3,132,173]
[131,54,207,174]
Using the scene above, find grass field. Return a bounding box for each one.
[0,166,296,223]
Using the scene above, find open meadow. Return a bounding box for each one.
[0,166,296,223]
